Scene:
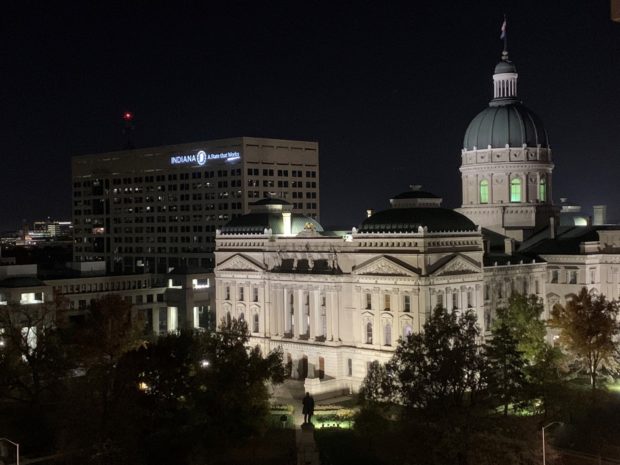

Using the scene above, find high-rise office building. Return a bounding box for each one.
[72,137,319,274]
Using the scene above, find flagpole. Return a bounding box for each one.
[503,14,508,54]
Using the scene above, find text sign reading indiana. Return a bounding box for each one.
[170,150,241,166]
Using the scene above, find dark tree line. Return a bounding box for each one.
[0,295,285,465]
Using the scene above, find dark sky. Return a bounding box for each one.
[2,1,620,231]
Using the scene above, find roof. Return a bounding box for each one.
[0,276,47,288]
[250,198,291,206]
[494,60,517,74]
[463,101,549,150]
[392,190,439,200]
[359,207,477,233]
[221,212,323,235]
[519,226,602,255]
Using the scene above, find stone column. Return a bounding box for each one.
[293,288,301,338]
[331,289,340,341]
[326,289,333,340]
[151,307,160,335]
[309,289,317,339]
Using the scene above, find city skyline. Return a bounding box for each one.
[2,2,620,231]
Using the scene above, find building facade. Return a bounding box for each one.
[214,193,551,393]
[213,47,619,395]
[72,137,319,274]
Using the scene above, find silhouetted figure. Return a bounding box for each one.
[302,392,315,424]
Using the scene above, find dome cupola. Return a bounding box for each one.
[462,49,549,151]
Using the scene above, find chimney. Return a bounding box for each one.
[549,216,556,239]
[593,205,607,225]
[504,237,515,255]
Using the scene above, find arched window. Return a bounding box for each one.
[538,177,546,202]
[366,322,373,344]
[403,324,413,339]
[480,179,489,204]
[510,178,522,202]
[253,313,259,333]
[384,323,392,346]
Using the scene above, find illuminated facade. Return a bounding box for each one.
[457,50,558,241]
[214,194,548,393]
[72,137,319,274]
[213,48,620,396]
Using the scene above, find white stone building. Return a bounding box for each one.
[213,46,620,395]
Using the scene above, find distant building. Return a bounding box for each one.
[71,137,319,274]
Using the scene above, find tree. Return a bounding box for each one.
[359,360,391,405]
[485,322,526,415]
[0,300,72,405]
[549,288,619,390]
[62,317,286,465]
[495,294,547,364]
[387,306,484,410]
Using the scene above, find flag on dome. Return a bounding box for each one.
[500,18,507,40]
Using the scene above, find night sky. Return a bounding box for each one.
[2,1,619,231]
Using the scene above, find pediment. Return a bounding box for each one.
[216,254,265,272]
[353,256,420,277]
[429,254,481,276]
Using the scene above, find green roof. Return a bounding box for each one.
[463,101,549,150]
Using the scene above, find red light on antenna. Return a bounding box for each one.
[123,111,133,121]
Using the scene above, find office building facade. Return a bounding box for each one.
[72,137,319,274]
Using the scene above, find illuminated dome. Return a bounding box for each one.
[463,53,549,151]
[463,102,549,150]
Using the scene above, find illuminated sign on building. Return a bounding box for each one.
[170,150,241,166]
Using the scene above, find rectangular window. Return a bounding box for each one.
[569,270,577,284]
[348,358,353,377]
[551,270,559,283]
[510,178,522,202]
[252,287,259,302]
[403,295,411,312]
[384,294,391,311]
[365,293,372,310]
[238,287,244,301]
[225,286,230,300]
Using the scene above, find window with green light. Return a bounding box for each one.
[479,179,489,204]
[510,178,522,202]
[538,178,546,201]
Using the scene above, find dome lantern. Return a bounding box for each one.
[493,51,518,100]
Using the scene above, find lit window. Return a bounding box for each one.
[480,179,489,204]
[366,322,373,344]
[510,178,522,202]
[403,324,413,338]
[384,323,392,346]
[538,177,546,202]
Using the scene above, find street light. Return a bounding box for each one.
[0,437,19,465]
[542,421,563,465]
